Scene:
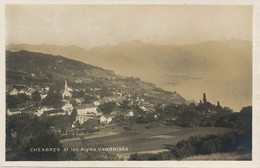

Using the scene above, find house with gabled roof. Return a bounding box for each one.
[36,106,54,117]
[19,89,26,94]
[75,104,102,124]
[25,87,36,97]
[75,104,98,115]
[62,102,73,115]
[9,88,19,95]
[75,78,83,84]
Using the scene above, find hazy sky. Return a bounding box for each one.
[6,5,252,48]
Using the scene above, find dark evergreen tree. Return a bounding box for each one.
[31,91,41,102]
[6,114,63,161]
[41,88,62,108]
[217,101,220,107]
[120,100,130,110]
[70,108,77,122]
[98,102,116,115]
[203,93,207,104]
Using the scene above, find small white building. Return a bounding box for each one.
[75,104,98,115]
[127,111,134,117]
[76,116,96,124]
[36,106,54,117]
[45,86,50,92]
[140,106,148,112]
[25,88,36,97]
[100,116,107,124]
[94,101,101,107]
[48,112,67,116]
[75,78,83,84]
[116,102,121,106]
[100,116,113,124]
[62,103,73,115]
[9,88,19,95]
[107,117,113,124]
[40,94,48,100]
[7,109,21,116]
[75,104,101,124]
[75,98,84,105]
[154,115,158,119]
[19,89,26,94]
[114,92,123,97]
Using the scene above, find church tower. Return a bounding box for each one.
[62,80,72,98]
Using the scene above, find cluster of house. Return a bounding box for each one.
[7,84,49,115]
[8,84,50,99]
[7,80,157,131]
[9,87,36,98]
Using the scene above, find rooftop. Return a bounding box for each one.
[75,103,96,109]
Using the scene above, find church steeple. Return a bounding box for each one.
[65,80,68,90]
[62,80,73,98]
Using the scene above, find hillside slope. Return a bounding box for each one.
[6,50,187,105]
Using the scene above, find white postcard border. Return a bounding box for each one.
[0,0,259,167]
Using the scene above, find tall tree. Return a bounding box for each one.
[31,91,41,102]
[98,102,116,115]
[70,108,77,122]
[203,93,207,104]
[42,88,62,108]
[217,101,220,107]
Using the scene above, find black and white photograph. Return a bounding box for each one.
[1,0,260,167]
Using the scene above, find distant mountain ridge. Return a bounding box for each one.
[7,43,88,62]
[6,39,252,111]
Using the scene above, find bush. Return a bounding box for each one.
[82,119,99,133]
[41,88,62,108]
[6,114,63,161]
[129,152,171,160]
[175,110,200,127]
[98,102,116,115]
[170,131,250,160]
[31,91,41,102]
[171,139,197,159]
[6,94,30,108]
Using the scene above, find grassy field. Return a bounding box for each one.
[184,152,252,160]
[61,124,230,155]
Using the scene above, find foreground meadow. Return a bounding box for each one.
[61,124,230,155]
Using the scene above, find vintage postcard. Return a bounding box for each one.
[0,0,259,167]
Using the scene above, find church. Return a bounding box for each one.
[62,80,73,98]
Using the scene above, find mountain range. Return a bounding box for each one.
[6,39,252,111]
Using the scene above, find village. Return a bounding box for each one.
[6,79,158,137]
